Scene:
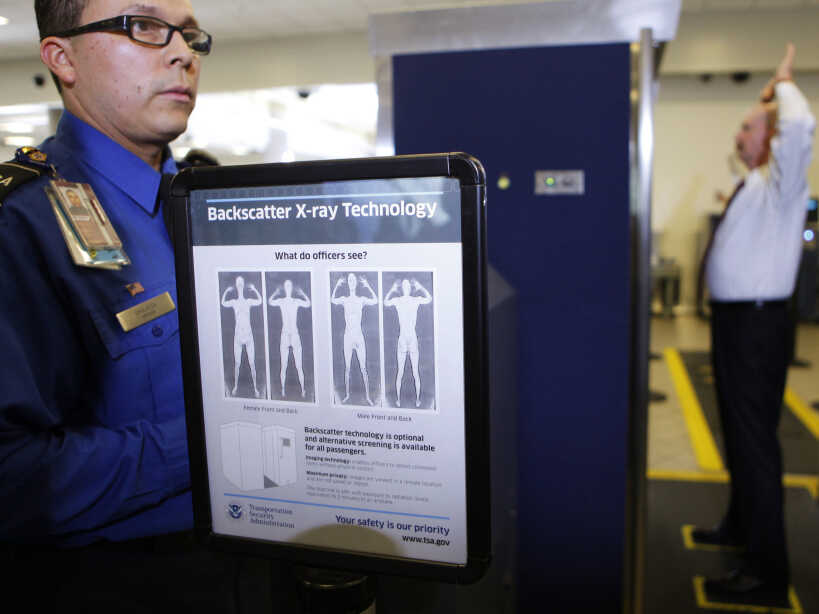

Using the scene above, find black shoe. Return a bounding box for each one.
[691,525,744,548]
[704,569,789,606]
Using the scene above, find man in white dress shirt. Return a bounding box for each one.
[694,44,815,602]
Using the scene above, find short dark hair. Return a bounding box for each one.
[35,0,88,38]
[34,0,88,93]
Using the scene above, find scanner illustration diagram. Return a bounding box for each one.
[221,422,297,490]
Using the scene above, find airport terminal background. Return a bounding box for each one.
[2,0,819,612]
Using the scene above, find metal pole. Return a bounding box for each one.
[624,26,654,614]
[294,566,377,614]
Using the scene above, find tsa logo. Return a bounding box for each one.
[226,502,243,520]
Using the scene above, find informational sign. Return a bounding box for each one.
[173,155,489,580]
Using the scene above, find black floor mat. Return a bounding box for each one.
[646,479,819,613]
[680,351,818,476]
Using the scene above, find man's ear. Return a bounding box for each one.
[40,37,77,88]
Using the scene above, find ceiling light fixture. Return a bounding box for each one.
[0,16,9,26]
[4,135,35,147]
[0,122,34,134]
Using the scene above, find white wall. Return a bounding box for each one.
[0,31,374,107]
[663,9,819,74]
[653,72,819,311]
[199,31,373,92]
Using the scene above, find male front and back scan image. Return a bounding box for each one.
[383,271,436,410]
[330,270,381,406]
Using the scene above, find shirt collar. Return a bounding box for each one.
[55,110,178,215]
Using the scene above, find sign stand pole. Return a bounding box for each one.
[294,566,377,614]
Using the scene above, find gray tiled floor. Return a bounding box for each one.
[646,316,819,614]
[648,316,819,473]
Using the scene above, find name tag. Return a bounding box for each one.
[116,291,176,332]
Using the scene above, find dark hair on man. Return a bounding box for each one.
[34,0,87,39]
[34,0,88,92]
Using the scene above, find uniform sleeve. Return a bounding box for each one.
[0,204,190,542]
[767,81,816,204]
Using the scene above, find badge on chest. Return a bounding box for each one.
[45,179,131,270]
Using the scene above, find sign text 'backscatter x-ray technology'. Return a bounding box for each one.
[171,154,490,582]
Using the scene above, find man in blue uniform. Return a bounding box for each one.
[0,1,275,610]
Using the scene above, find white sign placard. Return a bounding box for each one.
[189,177,468,564]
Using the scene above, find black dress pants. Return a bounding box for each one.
[710,300,790,583]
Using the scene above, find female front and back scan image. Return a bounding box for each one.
[218,269,437,410]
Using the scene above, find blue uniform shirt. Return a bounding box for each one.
[0,111,193,545]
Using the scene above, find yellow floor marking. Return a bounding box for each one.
[782,474,819,499]
[784,387,819,440]
[663,348,725,472]
[681,524,742,552]
[693,576,803,613]
[649,468,729,483]
[647,470,818,500]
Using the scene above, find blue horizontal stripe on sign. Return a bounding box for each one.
[223,492,451,520]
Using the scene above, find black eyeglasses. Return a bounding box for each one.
[44,15,212,55]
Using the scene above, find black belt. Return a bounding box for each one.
[710,299,789,310]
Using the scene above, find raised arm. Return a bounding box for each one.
[764,44,816,201]
[221,286,234,307]
[331,278,345,305]
[360,277,378,306]
[247,284,263,306]
[760,43,794,104]
[296,288,311,308]
[383,281,400,307]
[268,286,282,306]
[413,279,432,304]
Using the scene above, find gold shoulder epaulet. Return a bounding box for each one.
[0,147,53,208]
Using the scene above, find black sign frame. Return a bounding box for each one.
[170,153,490,583]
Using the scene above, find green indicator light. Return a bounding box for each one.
[546,177,556,186]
